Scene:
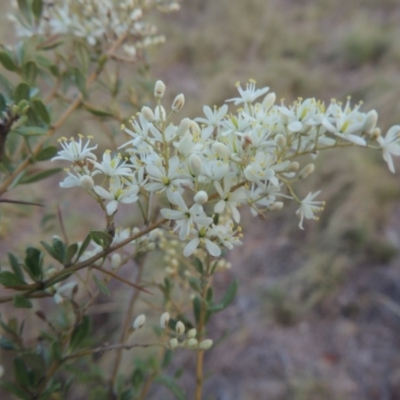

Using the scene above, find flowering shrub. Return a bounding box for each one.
[0,1,399,399]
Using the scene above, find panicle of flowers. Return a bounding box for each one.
[53,79,400,257]
[9,0,180,57]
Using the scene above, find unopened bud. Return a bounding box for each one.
[269,201,284,211]
[275,133,286,148]
[194,190,208,205]
[298,163,315,179]
[187,328,197,339]
[262,92,276,110]
[133,314,146,330]
[212,142,230,159]
[177,118,191,136]
[363,110,378,134]
[189,153,203,176]
[187,338,198,348]
[141,106,155,122]
[175,321,185,335]
[80,175,94,190]
[154,80,166,98]
[168,338,179,349]
[111,253,122,269]
[199,339,213,350]
[160,312,170,329]
[172,94,185,112]
[287,161,300,172]
[371,127,381,140]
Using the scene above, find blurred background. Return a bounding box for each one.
[2,0,400,399]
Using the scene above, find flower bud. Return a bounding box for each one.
[194,190,208,205]
[187,338,198,348]
[111,253,122,269]
[175,321,185,335]
[275,133,286,148]
[363,110,378,134]
[187,328,197,339]
[133,314,146,330]
[80,175,94,190]
[269,201,284,211]
[199,339,213,350]
[160,312,170,329]
[154,80,166,98]
[298,163,315,179]
[189,153,203,176]
[177,118,191,136]
[212,142,230,159]
[287,161,300,172]
[168,338,179,349]
[172,94,185,112]
[141,106,155,122]
[262,92,276,110]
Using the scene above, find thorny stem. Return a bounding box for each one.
[0,31,129,197]
[109,255,147,392]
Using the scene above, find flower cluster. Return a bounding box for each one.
[9,0,180,56]
[52,79,400,257]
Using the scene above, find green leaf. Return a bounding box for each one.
[21,61,38,86]
[187,277,201,293]
[52,237,66,262]
[0,381,31,400]
[34,146,58,161]
[21,353,45,385]
[193,257,203,274]
[51,341,63,362]
[0,92,7,112]
[220,279,238,308]
[93,273,110,297]
[69,315,91,350]
[0,271,26,287]
[14,357,31,387]
[31,98,50,124]
[84,104,115,118]
[19,167,61,184]
[8,253,24,281]
[73,67,86,96]
[90,230,112,248]
[0,336,17,350]
[14,82,31,103]
[32,0,43,21]
[76,233,92,261]
[131,367,145,389]
[13,295,33,309]
[17,0,32,24]
[0,51,18,72]
[0,72,14,98]
[192,295,201,324]
[208,280,238,313]
[75,40,90,74]
[13,126,48,136]
[65,243,78,266]
[24,247,43,280]
[206,287,213,303]
[40,240,60,262]
[154,375,186,400]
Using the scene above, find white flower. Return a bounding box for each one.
[214,177,246,223]
[195,104,228,139]
[91,151,132,177]
[296,191,325,230]
[59,171,94,189]
[94,178,139,215]
[377,125,400,173]
[183,224,221,257]
[226,80,269,105]
[160,192,212,239]
[52,136,97,163]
